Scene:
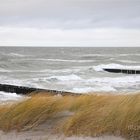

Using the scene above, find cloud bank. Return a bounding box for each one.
[0,0,140,47]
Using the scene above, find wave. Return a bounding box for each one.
[93,63,140,72]
[0,68,12,72]
[0,67,81,74]
[0,68,140,96]
[87,76,140,87]
[80,54,140,60]
[46,74,82,82]
[9,53,25,57]
[119,54,140,56]
[0,74,140,95]
[0,91,23,102]
[45,59,94,63]
[17,58,94,63]
[81,54,114,57]
[71,86,117,93]
[117,60,140,64]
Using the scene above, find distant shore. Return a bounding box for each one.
[0,92,139,140]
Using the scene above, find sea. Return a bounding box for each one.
[0,47,140,102]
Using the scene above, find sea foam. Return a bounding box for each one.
[0,91,23,102]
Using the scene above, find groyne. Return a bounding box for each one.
[103,68,140,74]
[0,84,79,96]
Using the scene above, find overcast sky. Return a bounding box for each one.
[0,0,140,47]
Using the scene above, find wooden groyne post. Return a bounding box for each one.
[103,68,140,74]
[0,84,80,96]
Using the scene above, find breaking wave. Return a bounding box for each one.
[46,74,82,82]
[0,91,23,103]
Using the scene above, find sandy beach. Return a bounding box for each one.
[0,131,126,140]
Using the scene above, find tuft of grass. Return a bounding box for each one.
[63,94,140,140]
[0,92,139,140]
[0,94,75,131]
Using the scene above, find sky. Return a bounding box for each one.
[0,0,140,47]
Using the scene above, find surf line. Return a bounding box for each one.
[103,68,140,74]
[0,84,80,96]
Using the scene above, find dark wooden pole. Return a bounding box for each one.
[0,84,80,96]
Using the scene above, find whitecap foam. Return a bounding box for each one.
[0,91,23,102]
[71,87,96,93]
[87,76,140,87]
[46,74,82,82]
[19,58,94,63]
[81,54,115,57]
[70,76,140,93]
[9,53,25,57]
[117,60,140,64]
[0,68,12,72]
[71,86,116,93]
[119,53,140,56]
[81,53,140,58]
[46,59,94,63]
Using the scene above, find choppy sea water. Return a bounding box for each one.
[0,47,140,102]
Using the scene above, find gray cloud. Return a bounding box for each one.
[0,0,140,29]
[0,0,140,47]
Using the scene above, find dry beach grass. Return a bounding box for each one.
[0,92,139,140]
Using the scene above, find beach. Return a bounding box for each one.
[0,92,139,140]
[1,0,140,138]
[0,47,139,140]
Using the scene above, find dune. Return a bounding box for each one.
[0,92,139,140]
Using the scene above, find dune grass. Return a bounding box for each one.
[0,92,139,140]
[63,94,140,140]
